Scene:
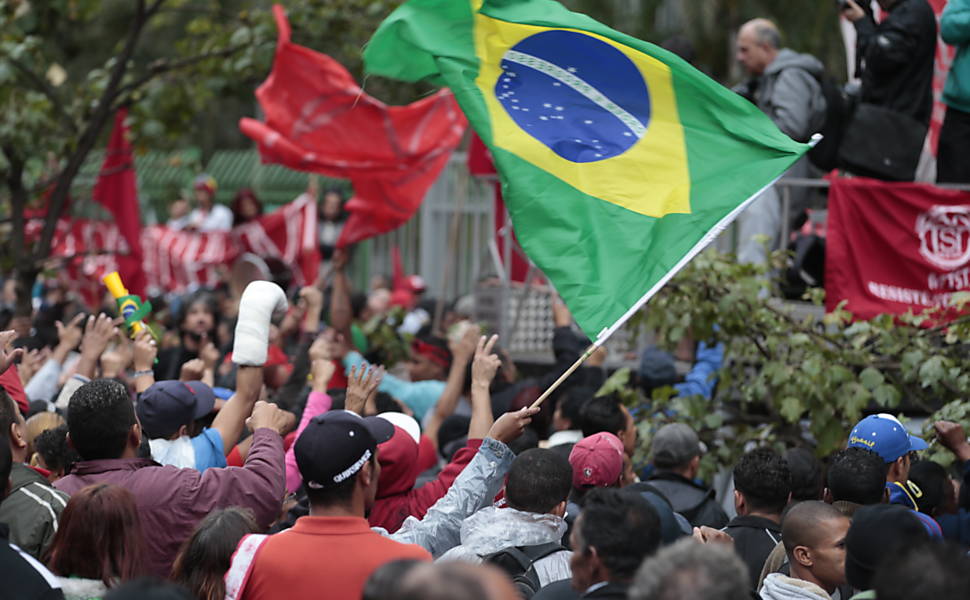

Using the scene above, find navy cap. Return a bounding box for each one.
[137,380,216,439]
[295,411,394,489]
[848,414,928,462]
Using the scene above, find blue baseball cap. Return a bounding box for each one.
[847,414,928,462]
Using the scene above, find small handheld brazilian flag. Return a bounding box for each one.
[364,0,810,342]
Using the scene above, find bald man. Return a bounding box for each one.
[760,501,850,600]
[732,19,826,267]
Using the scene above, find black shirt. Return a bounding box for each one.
[0,523,64,600]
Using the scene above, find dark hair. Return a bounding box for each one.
[785,448,823,502]
[437,415,470,459]
[230,188,263,225]
[374,392,403,415]
[908,460,947,516]
[305,454,376,508]
[67,379,136,461]
[104,578,193,600]
[507,426,539,456]
[781,500,847,555]
[363,559,425,600]
[178,291,219,332]
[580,394,626,438]
[34,425,79,475]
[46,483,144,585]
[873,540,970,600]
[505,448,573,514]
[557,386,593,429]
[577,488,661,581]
[413,334,452,371]
[0,434,11,501]
[327,388,347,411]
[827,447,888,506]
[0,388,21,441]
[171,508,259,600]
[733,448,791,514]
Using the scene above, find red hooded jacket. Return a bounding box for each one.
[368,428,483,533]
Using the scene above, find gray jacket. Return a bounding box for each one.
[437,505,572,588]
[755,49,827,143]
[384,436,515,558]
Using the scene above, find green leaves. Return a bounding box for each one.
[620,248,970,471]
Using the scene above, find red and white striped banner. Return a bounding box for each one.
[28,194,319,305]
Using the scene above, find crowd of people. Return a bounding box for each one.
[1,232,970,600]
[1,1,969,599]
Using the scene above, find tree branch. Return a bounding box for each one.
[113,43,251,103]
[33,0,158,266]
[3,55,75,135]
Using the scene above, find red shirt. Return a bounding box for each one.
[241,516,431,600]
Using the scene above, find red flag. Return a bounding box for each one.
[825,176,970,321]
[239,5,466,248]
[93,108,146,297]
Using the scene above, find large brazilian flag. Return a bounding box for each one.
[365,0,810,341]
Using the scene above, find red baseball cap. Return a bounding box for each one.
[569,432,624,488]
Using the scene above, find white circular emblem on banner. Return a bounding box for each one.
[916,205,970,270]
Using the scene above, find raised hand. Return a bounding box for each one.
[934,421,970,462]
[54,313,85,353]
[487,406,539,445]
[471,334,501,389]
[180,359,206,382]
[346,364,384,416]
[131,329,158,372]
[247,400,293,435]
[0,331,25,376]
[450,323,482,365]
[80,313,121,361]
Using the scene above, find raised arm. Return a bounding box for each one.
[425,324,480,448]
[329,249,354,344]
[467,334,501,440]
[210,281,288,456]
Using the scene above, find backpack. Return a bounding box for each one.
[807,72,849,172]
[482,542,567,599]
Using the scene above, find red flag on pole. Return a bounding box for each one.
[93,108,146,297]
[239,4,466,248]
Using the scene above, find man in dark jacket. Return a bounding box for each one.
[843,0,937,125]
[0,390,68,559]
[723,448,791,590]
[0,434,64,599]
[645,423,728,529]
[534,488,662,600]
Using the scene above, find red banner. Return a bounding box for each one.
[826,177,970,320]
[239,5,466,248]
[27,194,319,305]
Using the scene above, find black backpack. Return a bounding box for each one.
[482,542,567,599]
[807,72,850,172]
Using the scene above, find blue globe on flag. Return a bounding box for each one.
[495,30,652,163]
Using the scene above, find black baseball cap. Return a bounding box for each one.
[137,380,216,439]
[295,410,394,489]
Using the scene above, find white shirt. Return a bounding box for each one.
[188,204,234,232]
